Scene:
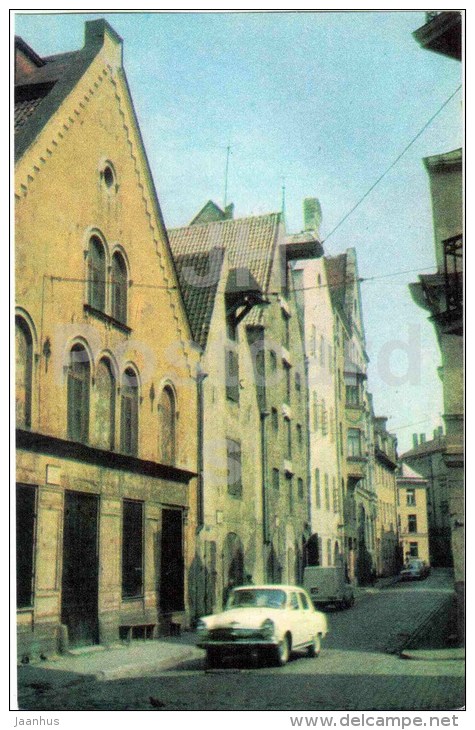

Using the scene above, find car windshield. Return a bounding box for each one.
[226,588,287,610]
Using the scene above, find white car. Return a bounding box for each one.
[196,584,329,667]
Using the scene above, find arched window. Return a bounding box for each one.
[158,386,176,465]
[88,235,106,311]
[15,316,33,428]
[67,344,90,443]
[120,368,139,456]
[94,358,115,450]
[111,251,127,324]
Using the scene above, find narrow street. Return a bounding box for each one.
[18,570,464,712]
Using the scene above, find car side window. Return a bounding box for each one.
[290,592,300,610]
[299,592,310,610]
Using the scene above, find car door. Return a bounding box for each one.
[287,590,305,647]
[298,590,317,643]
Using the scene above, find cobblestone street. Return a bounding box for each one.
[17,570,464,712]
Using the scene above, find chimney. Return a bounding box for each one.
[412,433,418,449]
[420,433,426,444]
[303,198,322,237]
[438,426,443,439]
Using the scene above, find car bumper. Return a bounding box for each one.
[197,638,279,650]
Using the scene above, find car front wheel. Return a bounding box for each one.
[205,648,222,669]
[275,634,291,666]
[307,633,321,657]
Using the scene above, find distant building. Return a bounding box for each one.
[400,431,453,568]
[291,201,345,572]
[169,201,319,614]
[373,416,399,577]
[325,250,377,585]
[397,464,430,565]
[409,10,463,634]
[15,22,199,658]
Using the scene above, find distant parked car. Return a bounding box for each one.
[399,559,431,581]
[196,584,328,668]
[303,566,355,609]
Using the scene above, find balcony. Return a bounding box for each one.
[409,234,463,336]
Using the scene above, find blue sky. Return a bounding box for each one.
[14,10,463,452]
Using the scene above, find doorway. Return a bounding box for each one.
[61,491,99,647]
[160,509,185,611]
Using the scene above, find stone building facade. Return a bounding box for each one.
[326,250,377,584]
[373,416,399,577]
[410,10,463,634]
[15,21,199,658]
[291,204,345,572]
[397,464,430,566]
[168,202,316,615]
[400,431,453,568]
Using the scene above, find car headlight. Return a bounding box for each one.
[260,618,275,639]
[196,619,208,635]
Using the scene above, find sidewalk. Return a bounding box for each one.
[18,632,204,687]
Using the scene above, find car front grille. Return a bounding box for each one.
[208,628,264,641]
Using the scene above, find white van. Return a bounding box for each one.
[303,566,355,610]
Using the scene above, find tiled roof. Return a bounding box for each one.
[400,437,447,460]
[397,462,427,484]
[173,248,225,349]
[14,24,107,162]
[14,95,45,132]
[169,212,282,343]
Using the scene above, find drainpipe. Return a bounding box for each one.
[196,366,208,531]
[195,364,208,623]
[260,410,270,553]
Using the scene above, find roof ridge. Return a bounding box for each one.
[170,210,281,232]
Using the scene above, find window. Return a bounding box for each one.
[94,358,115,450]
[298,477,304,500]
[326,539,332,566]
[67,344,90,443]
[296,423,303,448]
[282,311,290,349]
[409,542,419,557]
[284,363,291,403]
[339,423,344,455]
[159,386,176,465]
[120,368,139,456]
[15,316,33,428]
[324,474,330,511]
[347,428,361,457]
[111,251,128,324]
[295,372,301,397]
[285,417,292,459]
[313,392,318,431]
[315,469,321,508]
[287,474,293,514]
[270,350,277,371]
[333,477,338,513]
[408,514,417,533]
[271,407,278,431]
[320,336,325,367]
[122,499,144,598]
[272,468,280,490]
[227,438,242,498]
[225,348,239,403]
[88,235,106,311]
[16,484,36,608]
[406,489,416,506]
[346,384,360,406]
[321,398,328,435]
[300,591,310,610]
